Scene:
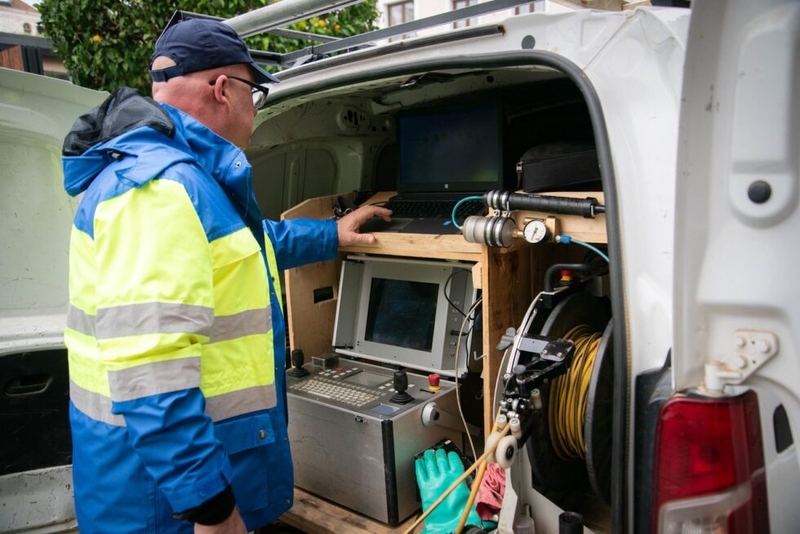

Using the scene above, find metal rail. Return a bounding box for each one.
[218,0,535,68]
[226,0,365,38]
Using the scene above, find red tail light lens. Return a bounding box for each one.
[651,390,769,534]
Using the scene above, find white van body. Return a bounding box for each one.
[1,0,797,532]
[0,71,105,532]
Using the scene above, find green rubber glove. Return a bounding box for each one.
[414,448,482,534]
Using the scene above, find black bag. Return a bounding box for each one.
[516,142,601,193]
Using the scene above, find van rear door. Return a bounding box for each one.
[668,0,800,532]
[0,67,105,533]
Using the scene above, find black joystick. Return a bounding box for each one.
[287,349,309,378]
[390,369,414,404]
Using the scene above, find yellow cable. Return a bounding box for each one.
[548,324,602,460]
[455,458,487,534]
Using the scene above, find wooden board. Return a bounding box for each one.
[506,192,607,245]
[479,245,533,431]
[281,194,349,359]
[278,487,422,534]
[351,191,483,260]
[0,47,24,71]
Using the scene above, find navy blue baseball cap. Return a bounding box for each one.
[149,18,279,84]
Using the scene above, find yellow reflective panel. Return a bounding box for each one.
[65,328,109,396]
[210,226,261,269]
[97,332,204,370]
[68,226,97,315]
[214,252,268,315]
[93,180,213,308]
[202,333,275,396]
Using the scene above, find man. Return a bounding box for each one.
[62,18,391,534]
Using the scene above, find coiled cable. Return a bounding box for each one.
[548,324,602,460]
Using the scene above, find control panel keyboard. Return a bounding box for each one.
[288,362,421,410]
[290,378,380,407]
[289,366,389,407]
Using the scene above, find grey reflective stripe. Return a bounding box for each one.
[67,305,96,337]
[96,302,214,340]
[70,380,126,427]
[205,384,277,422]
[108,357,201,402]
[69,303,269,343]
[210,308,271,343]
[70,380,277,425]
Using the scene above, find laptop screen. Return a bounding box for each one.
[397,103,504,195]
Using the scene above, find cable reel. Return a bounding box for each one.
[493,283,614,505]
[500,292,601,492]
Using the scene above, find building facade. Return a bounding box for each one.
[0,0,67,77]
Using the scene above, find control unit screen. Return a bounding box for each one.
[344,370,389,389]
[364,278,438,352]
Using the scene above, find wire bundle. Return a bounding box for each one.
[548,324,602,460]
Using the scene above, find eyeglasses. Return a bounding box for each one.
[211,75,270,110]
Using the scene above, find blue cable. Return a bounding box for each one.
[557,234,610,263]
[452,195,485,230]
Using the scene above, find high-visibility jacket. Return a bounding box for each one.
[62,88,338,533]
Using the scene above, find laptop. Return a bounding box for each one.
[373,103,505,235]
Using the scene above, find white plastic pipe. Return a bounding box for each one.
[225,0,365,37]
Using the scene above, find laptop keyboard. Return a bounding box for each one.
[384,198,486,220]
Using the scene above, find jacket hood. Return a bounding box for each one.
[61,88,265,258]
[62,87,175,196]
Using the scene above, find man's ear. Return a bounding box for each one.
[210,75,232,108]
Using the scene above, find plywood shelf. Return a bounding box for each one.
[276,487,420,534]
[340,191,482,260]
[341,232,482,261]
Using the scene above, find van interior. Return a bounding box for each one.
[248,59,619,532]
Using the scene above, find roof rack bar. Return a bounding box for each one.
[269,27,341,44]
[225,0,366,38]
[276,24,506,80]
[280,0,531,64]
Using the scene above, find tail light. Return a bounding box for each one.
[651,390,769,534]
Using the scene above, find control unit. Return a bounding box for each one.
[286,358,463,525]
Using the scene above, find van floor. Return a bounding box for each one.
[256,520,307,534]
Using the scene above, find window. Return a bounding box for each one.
[453,0,478,29]
[387,0,414,27]
[515,3,536,14]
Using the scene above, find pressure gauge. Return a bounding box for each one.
[522,219,549,244]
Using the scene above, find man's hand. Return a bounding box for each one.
[337,205,393,246]
[194,507,247,534]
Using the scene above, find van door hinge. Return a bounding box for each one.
[703,329,779,394]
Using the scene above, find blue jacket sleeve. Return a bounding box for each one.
[113,390,232,514]
[262,218,338,271]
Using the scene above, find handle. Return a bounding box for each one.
[5,374,52,397]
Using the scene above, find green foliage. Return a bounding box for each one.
[37,0,379,94]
